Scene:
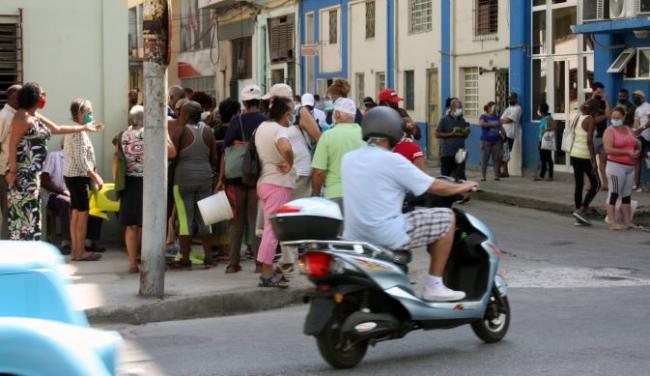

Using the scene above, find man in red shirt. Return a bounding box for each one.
[394,135,426,171]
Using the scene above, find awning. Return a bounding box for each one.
[217,19,255,41]
[572,17,650,34]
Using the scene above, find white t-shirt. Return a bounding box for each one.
[501,105,522,139]
[313,108,327,126]
[342,145,435,250]
[635,102,650,141]
[286,125,312,176]
[255,121,296,188]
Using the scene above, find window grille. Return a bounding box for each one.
[409,0,432,33]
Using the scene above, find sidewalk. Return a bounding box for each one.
[456,169,650,226]
[66,248,432,326]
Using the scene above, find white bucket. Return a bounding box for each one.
[197,191,233,225]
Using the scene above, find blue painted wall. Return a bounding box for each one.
[300,0,351,94]
[440,0,451,110]
[387,0,395,87]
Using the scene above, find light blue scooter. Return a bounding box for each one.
[272,191,510,369]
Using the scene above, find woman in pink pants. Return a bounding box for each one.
[255,95,296,288]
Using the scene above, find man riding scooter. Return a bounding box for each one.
[341,107,479,302]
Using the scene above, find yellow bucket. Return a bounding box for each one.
[89,183,120,220]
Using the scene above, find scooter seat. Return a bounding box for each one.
[391,249,412,265]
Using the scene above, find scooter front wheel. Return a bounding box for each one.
[471,294,510,343]
[316,318,369,369]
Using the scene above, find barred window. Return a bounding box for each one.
[404,70,415,111]
[476,0,498,36]
[462,67,480,116]
[366,1,376,39]
[409,0,432,33]
[376,72,386,94]
[329,9,338,44]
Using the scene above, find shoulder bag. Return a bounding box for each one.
[561,114,581,153]
[224,116,249,179]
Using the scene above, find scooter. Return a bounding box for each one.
[270,187,510,369]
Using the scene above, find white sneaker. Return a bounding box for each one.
[421,286,466,302]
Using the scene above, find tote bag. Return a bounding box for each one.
[224,116,249,179]
[561,114,581,153]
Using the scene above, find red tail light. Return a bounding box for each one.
[303,252,333,278]
[273,206,302,214]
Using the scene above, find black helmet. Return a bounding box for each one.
[361,106,403,146]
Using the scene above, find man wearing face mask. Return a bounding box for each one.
[436,98,469,180]
[590,82,612,189]
[500,93,522,177]
[378,88,421,140]
[633,90,650,191]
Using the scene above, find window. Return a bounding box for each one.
[404,70,415,111]
[231,36,252,80]
[409,0,432,33]
[329,9,338,44]
[475,0,498,36]
[366,1,376,39]
[180,0,214,52]
[0,17,22,108]
[376,72,386,94]
[608,49,635,73]
[495,69,509,113]
[268,15,295,63]
[462,67,479,116]
[128,4,144,58]
[181,76,216,96]
[355,73,365,108]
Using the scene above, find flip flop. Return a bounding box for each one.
[73,252,102,261]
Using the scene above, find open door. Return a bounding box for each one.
[426,68,440,158]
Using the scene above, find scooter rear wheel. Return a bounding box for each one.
[316,318,369,369]
[471,294,510,343]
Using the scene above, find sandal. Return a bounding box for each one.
[225,264,242,274]
[203,257,217,269]
[168,259,192,270]
[73,252,102,261]
[258,274,289,288]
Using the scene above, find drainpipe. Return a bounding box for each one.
[394,0,399,90]
[450,0,456,97]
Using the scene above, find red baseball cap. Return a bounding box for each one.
[378,88,402,104]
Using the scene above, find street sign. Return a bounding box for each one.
[301,44,320,57]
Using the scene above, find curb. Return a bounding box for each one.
[475,190,650,225]
[87,287,310,325]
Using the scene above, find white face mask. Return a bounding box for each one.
[611,118,623,127]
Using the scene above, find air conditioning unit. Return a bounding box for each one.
[583,0,609,22]
[610,0,637,19]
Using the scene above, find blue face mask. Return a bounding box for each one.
[83,113,94,124]
[454,109,463,117]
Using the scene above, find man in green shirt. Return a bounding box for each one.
[311,98,365,210]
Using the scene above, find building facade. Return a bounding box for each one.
[0,0,128,178]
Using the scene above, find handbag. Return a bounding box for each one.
[224,116,249,179]
[242,129,261,187]
[454,148,467,164]
[561,114,580,153]
[541,131,556,151]
[112,131,126,198]
[502,141,510,162]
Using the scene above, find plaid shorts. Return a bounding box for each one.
[404,208,454,249]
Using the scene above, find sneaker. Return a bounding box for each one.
[574,220,589,227]
[258,274,289,288]
[572,210,591,225]
[634,187,644,193]
[421,286,466,302]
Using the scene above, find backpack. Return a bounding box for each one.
[241,129,261,187]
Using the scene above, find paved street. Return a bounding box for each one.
[112,201,650,376]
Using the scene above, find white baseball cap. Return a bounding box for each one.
[301,93,315,107]
[262,83,293,100]
[334,98,357,115]
[241,84,262,101]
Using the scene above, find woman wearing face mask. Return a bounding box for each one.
[535,103,556,181]
[479,101,503,181]
[254,96,295,288]
[603,107,640,230]
[64,98,105,261]
[6,83,102,242]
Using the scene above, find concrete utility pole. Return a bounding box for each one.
[141,0,171,298]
